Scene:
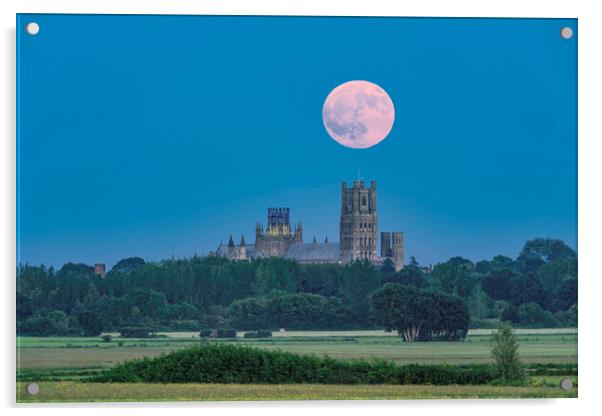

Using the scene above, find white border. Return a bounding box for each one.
[0,0,588,17]
[2,0,601,415]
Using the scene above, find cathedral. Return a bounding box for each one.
[215,180,404,271]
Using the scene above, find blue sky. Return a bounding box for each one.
[17,15,577,268]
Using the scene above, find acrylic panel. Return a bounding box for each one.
[16,14,578,402]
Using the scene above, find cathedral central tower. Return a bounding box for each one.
[255,208,302,257]
[339,180,378,262]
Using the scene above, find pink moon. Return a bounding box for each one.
[322,80,395,149]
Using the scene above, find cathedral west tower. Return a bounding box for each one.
[339,180,378,262]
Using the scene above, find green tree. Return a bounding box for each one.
[468,285,493,321]
[517,238,576,275]
[57,262,94,278]
[296,263,342,297]
[267,292,347,330]
[552,277,577,312]
[16,292,33,320]
[517,302,559,327]
[253,258,298,296]
[530,255,577,311]
[228,297,270,330]
[16,236,577,335]
[431,291,471,341]
[83,282,100,311]
[228,292,348,331]
[555,304,577,326]
[431,257,476,299]
[166,302,200,321]
[384,265,429,288]
[490,255,514,271]
[340,260,381,326]
[381,258,395,273]
[78,311,104,336]
[482,268,516,301]
[109,257,146,275]
[475,260,492,274]
[500,303,519,324]
[340,261,380,301]
[490,323,525,384]
[409,256,420,267]
[47,288,63,311]
[125,287,168,320]
[509,274,544,306]
[371,284,436,342]
[18,310,69,336]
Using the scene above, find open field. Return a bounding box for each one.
[134,328,580,338]
[16,381,577,402]
[16,328,577,402]
[17,329,578,371]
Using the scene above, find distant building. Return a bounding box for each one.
[215,180,404,271]
[421,265,433,274]
[94,263,106,278]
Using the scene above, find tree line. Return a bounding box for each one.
[16,237,577,338]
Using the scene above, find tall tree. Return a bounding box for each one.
[490,323,525,384]
[78,311,104,336]
[431,291,471,341]
[431,257,476,299]
[340,260,380,326]
[552,277,577,312]
[253,258,298,296]
[509,274,544,306]
[482,268,517,301]
[469,285,493,321]
[383,265,429,288]
[517,238,576,275]
[371,284,436,342]
[109,257,146,275]
[57,262,94,278]
[490,255,514,271]
[381,258,395,273]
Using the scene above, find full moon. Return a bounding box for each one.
[322,80,395,149]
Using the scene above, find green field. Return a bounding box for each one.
[16,381,577,402]
[16,328,577,402]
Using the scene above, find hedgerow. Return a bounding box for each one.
[90,344,497,385]
[119,327,152,338]
[525,363,577,376]
[243,330,272,338]
[199,329,237,338]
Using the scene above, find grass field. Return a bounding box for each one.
[16,381,577,402]
[17,328,578,371]
[15,328,577,402]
